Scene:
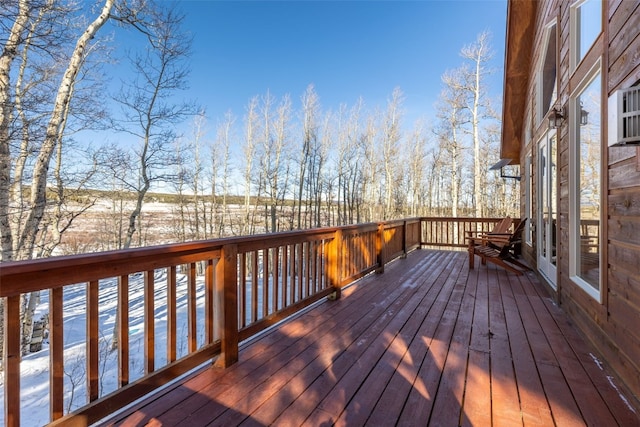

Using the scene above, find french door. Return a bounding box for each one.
[538,130,557,287]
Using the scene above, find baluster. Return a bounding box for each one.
[281,245,288,309]
[273,246,280,311]
[50,288,64,420]
[297,243,303,301]
[239,253,247,328]
[187,263,197,353]
[118,275,129,387]
[289,244,296,305]
[167,266,177,363]
[252,251,258,322]
[3,295,20,426]
[87,280,99,402]
[205,259,215,344]
[144,270,155,374]
[262,248,269,317]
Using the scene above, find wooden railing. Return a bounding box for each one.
[420,216,508,248]
[0,217,498,426]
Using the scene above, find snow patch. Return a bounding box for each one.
[589,353,604,370]
[607,375,637,414]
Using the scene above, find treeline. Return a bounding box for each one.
[131,32,519,247]
[157,86,519,245]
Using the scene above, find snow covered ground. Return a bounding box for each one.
[0,269,210,426]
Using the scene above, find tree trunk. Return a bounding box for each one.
[0,0,29,262]
[19,0,114,261]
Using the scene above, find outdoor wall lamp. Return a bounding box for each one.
[580,102,589,126]
[548,104,565,129]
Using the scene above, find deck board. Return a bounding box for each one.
[105,250,640,427]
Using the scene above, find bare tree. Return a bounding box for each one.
[405,120,428,217]
[171,138,191,242]
[296,84,320,229]
[64,351,87,413]
[107,4,196,249]
[438,69,470,218]
[190,111,207,241]
[335,99,367,224]
[105,3,196,350]
[424,145,444,215]
[459,30,494,217]
[241,96,259,235]
[314,110,332,227]
[1,0,116,361]
[361,114,380,222]
[211,111,233,237]
[380,87,404,219]
[259,93,291,232]
[169,112,208,243]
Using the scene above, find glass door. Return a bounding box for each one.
[538,130,557,287]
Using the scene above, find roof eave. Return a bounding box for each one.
[500,0,538,165]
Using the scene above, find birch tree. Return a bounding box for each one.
[190,111,207,240]
[361,115,380,222]
[211,111,233,237]
[460,30,494,218]
[344,99,367,224]
[405,120,428,217]
[1,0,113,261]
[314,111,332,227]
[171,138,191,242]
[297,84,320,229]
[438,69,469,218]
[1,0,116,360]
[380,88,404,219]
[241,96,259,235]
[259,94,291,232]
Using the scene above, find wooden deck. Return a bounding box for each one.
[103,250,639,426]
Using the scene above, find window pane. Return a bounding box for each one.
[576,0,601,65]
[541,25,557,115]
[576,73,601,290]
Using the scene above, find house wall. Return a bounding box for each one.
[603,0,640,401]
[519,0,640,402]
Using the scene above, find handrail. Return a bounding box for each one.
[420,217,507,248]
[0,217,497,426]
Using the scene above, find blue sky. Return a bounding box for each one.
[178,0,508,127]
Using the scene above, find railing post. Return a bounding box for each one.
[328,229,343,300]
[215,243,239,368]
[4,295,21,427]
[376,223,385,274]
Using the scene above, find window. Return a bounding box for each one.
[538,22,557,122]
[570,63,601,300]
[571,0,602,70]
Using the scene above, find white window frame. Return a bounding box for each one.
[570,0,602,72]
[537,21,558,126]
[569,58,602,302]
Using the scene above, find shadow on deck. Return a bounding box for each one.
[103,250,639,426]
